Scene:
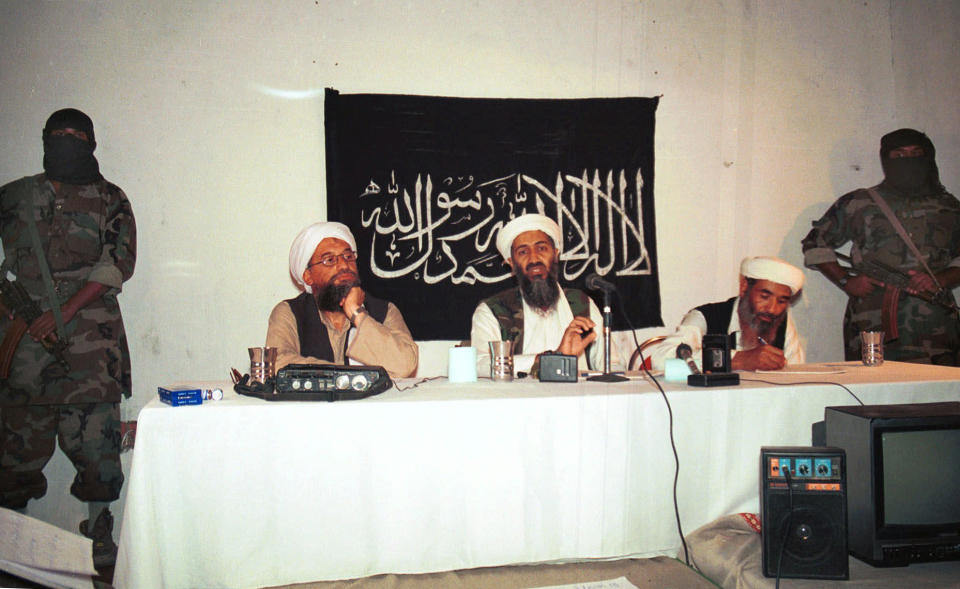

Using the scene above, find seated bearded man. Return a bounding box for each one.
[470,213,609,378]
[647,256,806,371]
[266,221,418,378]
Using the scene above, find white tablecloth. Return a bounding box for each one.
[113,362,960,589]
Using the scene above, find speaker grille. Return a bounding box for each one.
[764,494,847,577]
[760,447,849,580]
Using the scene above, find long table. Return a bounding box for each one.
[113,362,960,589]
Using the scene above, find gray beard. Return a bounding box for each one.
[737,295,786,340]
[518,263,561,313]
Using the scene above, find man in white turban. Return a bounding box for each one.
[470,213,608,377]
[647,256,806,371]
[265,221,418,377]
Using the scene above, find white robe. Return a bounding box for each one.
[646,296,805,371]
[470,289,608,377]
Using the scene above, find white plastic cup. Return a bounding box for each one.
[664,358,693,382]
[448,347,478,383]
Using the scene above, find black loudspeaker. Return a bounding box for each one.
[539,353,578,382]
[760,446,849,580]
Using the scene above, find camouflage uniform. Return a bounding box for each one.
[801,183,960,364]
[0,173,135,509]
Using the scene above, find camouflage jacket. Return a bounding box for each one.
[0,174,136,406]
[802,183,960,274]
[801,182,960,361]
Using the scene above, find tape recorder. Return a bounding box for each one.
[274,364,392,401]
[233,363,393,402]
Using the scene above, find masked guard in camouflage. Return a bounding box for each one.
[802,129,960,365]
[471,214,608,378]
[0,108,136,568]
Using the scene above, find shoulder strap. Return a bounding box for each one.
[14,179,66,338]
[866,187,943,290]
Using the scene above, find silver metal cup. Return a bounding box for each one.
[860,331,884,367]
[489,340,514,382]
[249,346,278,383]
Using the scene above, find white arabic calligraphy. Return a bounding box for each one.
[359,169,651,285]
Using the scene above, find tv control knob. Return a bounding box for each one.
[303,380,313,390]
[817,464,829,476]
[291,380,301,390]
[798,464,810,475]
[336,374,351,390]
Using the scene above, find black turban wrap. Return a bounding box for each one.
[879,128,942,197]
[42,108,101,184]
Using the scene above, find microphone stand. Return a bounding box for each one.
[587,289,628,383]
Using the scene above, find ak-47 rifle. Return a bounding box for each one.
[0,272,70,379]
[835,252,959,313]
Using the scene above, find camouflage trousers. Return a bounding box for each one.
[843,292,960,365]
[0,402,122,509]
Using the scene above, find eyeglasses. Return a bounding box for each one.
[307,250,358,268]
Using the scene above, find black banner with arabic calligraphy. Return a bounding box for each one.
[324,89,662,340]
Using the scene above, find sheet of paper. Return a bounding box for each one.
[755,368,845,375]
[0,559,94,589]
[531,576,639,589]
[0,507,95,588]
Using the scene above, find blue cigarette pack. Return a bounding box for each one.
[158,385,203,406]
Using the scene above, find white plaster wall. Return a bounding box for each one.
[0,0,957,534]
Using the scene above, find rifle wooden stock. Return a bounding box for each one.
[881,286,900,342]
[0,275,71,375]
[0,317,28,379]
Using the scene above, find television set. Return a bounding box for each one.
[824,401,960,567]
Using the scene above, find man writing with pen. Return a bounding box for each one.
[647,257,806,371]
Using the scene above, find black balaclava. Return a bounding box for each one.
[879,128,942,197]
[42,108,101,184]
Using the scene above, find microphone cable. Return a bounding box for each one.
[739,377,865,406]
[614,293,690,566]
[394,375,445,391]
[775,466,795,589]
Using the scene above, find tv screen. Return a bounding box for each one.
[881,427,960,526]
[824,401,960,566]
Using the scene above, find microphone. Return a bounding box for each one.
[583,272,629,383]
[675,343,702,375]
[585,273,617,293]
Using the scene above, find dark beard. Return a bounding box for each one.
[738,294,786,339]
[314,274,361,312]
[517,261,561,313]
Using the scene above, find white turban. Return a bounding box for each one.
[740,256,805,295]
[495,214,562,260]
[288,221,357,293]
